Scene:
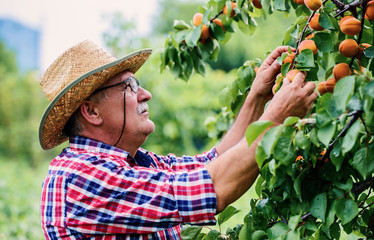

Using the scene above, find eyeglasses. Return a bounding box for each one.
[94,76,139,94]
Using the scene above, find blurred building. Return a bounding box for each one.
[0,18,40,73]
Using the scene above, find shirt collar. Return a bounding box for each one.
[69,136,154,168]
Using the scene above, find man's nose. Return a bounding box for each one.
[137,87,152,102]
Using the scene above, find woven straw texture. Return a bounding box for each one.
[39,40,152,150]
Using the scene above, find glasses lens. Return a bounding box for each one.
[128,76,139,93]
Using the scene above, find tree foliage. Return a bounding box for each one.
[162,0,374,238]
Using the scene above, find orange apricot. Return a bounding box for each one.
[223,2,237,18]
[365,0,374,20]
[252,0,262,9]
[357,43,371,58]
[193,13,203,26]
[212,18,225,32]
[317,81,327,95]
[305,33,315,40]
[299,39,318,55]
[254,66,259,74]
[294,0,305,4]
[305,0,322,11]
[339,16,361,36]
[339,39,359,57]
[295,155,305,162]
[200,24,210,43]
[283,53,296,64]
[309,13,324,31]
[325,78,336,92]
[333,63,352,81]
[286,69,300,82]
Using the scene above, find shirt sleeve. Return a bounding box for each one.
[148,147,219,171]
[65,156,217,235]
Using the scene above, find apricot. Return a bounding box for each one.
[294,0,304,4]
[254,67,259,74]
[339,39,359,57]
[339,16,361,36]
[324,78,336,92]
[200,24,210,43]
[365,0,374,21]
[305,0,322,11]
[333,63,352,81]
[309,14,324,31]
[223,2,237,18]
[252,0,262,9]
[193,13,203,26]
[317,81,327,95]
[305,33,315,40]
[212,18,225,32]
[295,155,304,162]
[283,53,296,64]
[286,69,300,82]
[299,39,318,55]
[272,79,283,95]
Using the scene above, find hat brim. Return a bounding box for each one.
[39,49,152,150]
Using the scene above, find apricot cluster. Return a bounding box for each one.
[318,63,352,95]
[192,12,225,43]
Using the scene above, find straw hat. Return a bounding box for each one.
[39,40,152,150]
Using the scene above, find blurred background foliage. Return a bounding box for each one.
[0,0,295,238]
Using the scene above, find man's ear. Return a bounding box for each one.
[79,101,103,126]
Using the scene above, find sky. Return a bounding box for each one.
[0,0,158,70]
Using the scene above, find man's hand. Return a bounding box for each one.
[261,71,318,123]
[250,46,295,101]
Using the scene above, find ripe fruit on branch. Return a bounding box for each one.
[339,39,359,57]
[318,78,336,95]
[213,18,225,32]
[339,16,361,36]
[272,74,284,95]
[357,43,371,59]
[193,13,203,26]
[200,25,210,43]
[283,53,296,64]
[299,39,318,55]
[223,2,237,18]
[252,0,262,9]
[305,0,322,11]
[305,33,315,40]
[286,69,300,82]
[333,63,352,81]
[295,155,304,162]
[309,14,324,31]
[365,0,374,21]
[294,0,304,4]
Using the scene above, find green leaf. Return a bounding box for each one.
[364,80,374,98]
[333,76,355,113]
[341,121,362,155]
[237,65,255,93]
[310,193,327,222]
[218,206,240,225]
[267,222,290,240]
[319,12,335,30]
[261,125,284,158]
[173,20,190,31]
[295,49,315,68]
[295,130,310,150]
[181,225,203,239]
[218,87,231,107]
[294,169,308,202]
[205,230,221,240]
[363,46,374,58]
[335,198,358,225]
[273,136,296,166]
[211,23,225,41]
[352,147,374,179]
[284,116,299,126]
[251,230,267,240]
[245,121,274,146]
[288,214,301,231]
[317,121,336,148]
[185,26,202,47]
[314,32,334,53]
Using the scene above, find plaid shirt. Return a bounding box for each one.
[41,136,217,239]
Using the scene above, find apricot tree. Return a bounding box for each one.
[161,0,374,239]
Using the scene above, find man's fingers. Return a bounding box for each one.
[283,76,291,86]
[263,46,295,66]
[302,81,317,95]
[291,72,306,86]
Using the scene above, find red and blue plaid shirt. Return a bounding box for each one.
[41,136,217,239]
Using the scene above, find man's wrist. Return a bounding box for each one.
[246,90,268,108]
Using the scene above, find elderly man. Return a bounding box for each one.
[40,40,317,239]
